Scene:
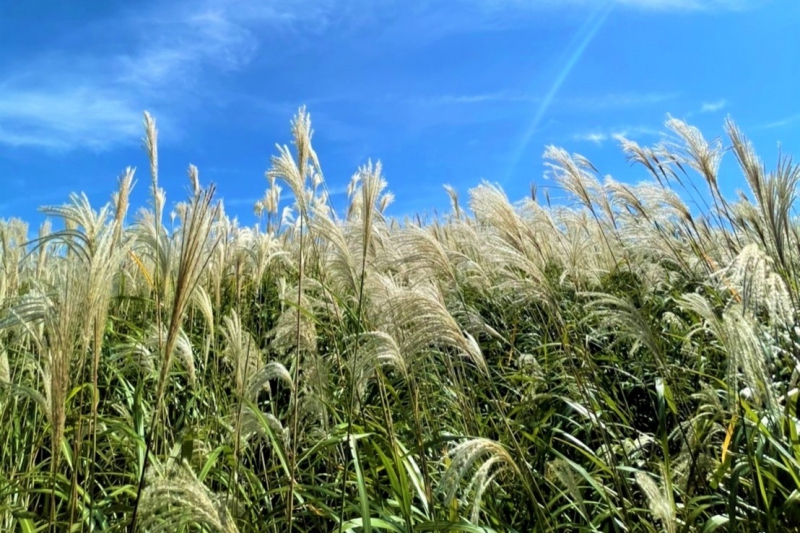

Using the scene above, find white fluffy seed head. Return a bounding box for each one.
[0,344,9,384]
[635,468,676,533]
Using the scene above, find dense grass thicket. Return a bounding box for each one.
[1,108,800,532]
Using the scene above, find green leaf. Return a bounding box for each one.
[334,518,404,533]
[703,515,729,532]
[416,521,498,532]
[350,434,372,533]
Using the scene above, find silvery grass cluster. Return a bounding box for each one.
[1,108,799,532]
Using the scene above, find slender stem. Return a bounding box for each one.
[286,216,305,533]
[337,193,372,533]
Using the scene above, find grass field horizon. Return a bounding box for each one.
[2,107,800,532]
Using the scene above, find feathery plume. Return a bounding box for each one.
[635,468,676,533]
[0,343,9,385]
[221,310,263,396]
[139,461,239,533]
[438,438,521,525]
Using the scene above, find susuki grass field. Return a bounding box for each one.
[1,109,799,532]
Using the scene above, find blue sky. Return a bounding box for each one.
[1,0,798,226]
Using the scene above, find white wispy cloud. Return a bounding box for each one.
[572,132,609,145]
[572,125,661,144]
[700,99,727,113]
[224,197,260,208]
[474,0,763,11]
[412,91,537,106]
[0,0,281,150]
[375,0,762,53]
[429,92,527,105]
[612,0,762,9]
[565,92,678,110]
[414,91,675,109]
[758,112,800,130]
[0,87,142,149]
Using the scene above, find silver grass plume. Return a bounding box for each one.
[726,118,764,203]
[298,350,330,439]
[350,330,408,402]
[443,184,462,219]
[40,193,136,393]
[139,461,239,533]
[239,406,289,447]
[265,181,282,216]
[0,343,9,385]
[723,309,777,409]
[662,117,723,195]
[680,294,777,409]
[113,167,135,246]
[265,111,324,502]
[39,193,111,256]
[116,336,157,377]
[727,118,800,273]
[33,199,132,506]
[393,225,459,285]
[190,285,215,341]
[347,160,387,235]
[438,438,521,525]
[465,184,560,304]
[133,208,172,297]
[373,278,487,375]
[36,219,53,279]
[617,135,670,185]
[0,219,25,299]
[246,361,293,400]
[310,203,361,299]
[634,467,676,533]
[468,182,541,259]
[153,324,196,386]
[188,164,201,197]
[544,146,610,220]
[270,286,317,355]
[143,111,163,222]
[189,284,215,366]
[379,190,394,213]
[221,310,263,396]
[117,324,196,385]
[546,458,589,524]
[588,293,665,365]
[154,178,220,404]
[266,106,320,222]
[724,243,794,326]
[271,283,325,438]
[243,229,287,291]
[0,265,87,472]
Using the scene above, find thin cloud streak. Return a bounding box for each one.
[572,125,660,144]
[758,113,800,130]
[613,0,761,9]
[472,0,763,11]
[573,132,609,145]
[505,1,615,183]
[700,99,727,113]
[412,91,675,109]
